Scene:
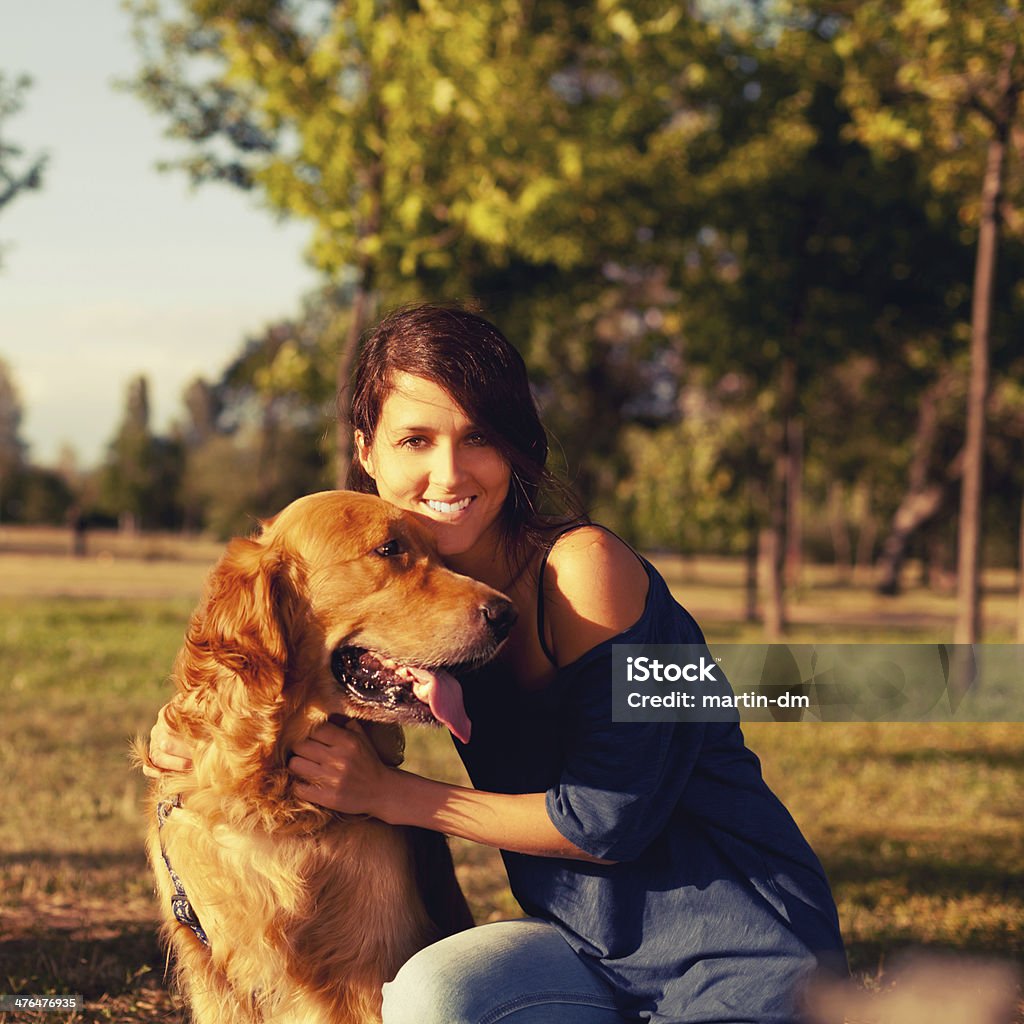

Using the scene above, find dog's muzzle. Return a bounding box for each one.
[481,596,516,642]
[330,648,433,719]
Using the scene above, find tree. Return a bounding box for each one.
[124,0,515,481]
[633,9,961,633]
[872,368,964,594]
[834,1,1024,640]
[125,1,720,486]
[0,355,27,521]
[0,73,47,260]
[15,466,75,525]
[101,375,184,530]
[176,295,339,535]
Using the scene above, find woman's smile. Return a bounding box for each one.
[424,496,475,516]
[355,372,511,563]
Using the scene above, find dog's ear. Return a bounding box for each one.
[178,536,296,698]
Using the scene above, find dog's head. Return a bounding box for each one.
[165,490,515,818]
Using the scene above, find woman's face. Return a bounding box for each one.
[355,372,512,562]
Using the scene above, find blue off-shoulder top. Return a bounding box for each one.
[455,551,847,1024]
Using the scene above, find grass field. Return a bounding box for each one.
[0,526,1021,1022]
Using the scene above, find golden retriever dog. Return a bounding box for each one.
[138,490,515,1024]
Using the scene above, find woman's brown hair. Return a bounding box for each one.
[344,303,586,574]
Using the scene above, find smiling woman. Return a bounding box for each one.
[347,304,581,589]
[353,372,513,567]
[149,303,847,1024]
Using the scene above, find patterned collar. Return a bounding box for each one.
[156,797,210,948]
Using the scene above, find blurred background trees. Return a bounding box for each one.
[833,0,1024,641]
[0,72,46,250]
[3,2,1022,637]
[0,355,28,522]
[0,72,49,523]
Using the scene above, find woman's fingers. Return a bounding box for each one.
[288,720,384,815]
[294,722,340,753]
[146,703,194,773]
[143,750,193,776]
[294,719,368,756]
[154,736,193,762]
[287,754,325,783]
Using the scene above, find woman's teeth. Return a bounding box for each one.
[426,497,473,513]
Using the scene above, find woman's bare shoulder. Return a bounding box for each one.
[542,526,649,667]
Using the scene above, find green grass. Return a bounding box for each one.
[0,546,1021,1021]
[745,722,1023,966]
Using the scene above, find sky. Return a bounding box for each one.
[1,0,322,468]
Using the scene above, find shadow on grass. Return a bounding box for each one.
[1,924,165,1000]
[1,890,1017,1021]
[822,837,1023,898]
[0,924,183,1024]
[843,935,1023,978]
[2,850,150,870]
[878,746,1024,770]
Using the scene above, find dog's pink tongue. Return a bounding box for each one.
[404,667,472,744]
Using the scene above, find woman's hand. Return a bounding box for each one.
[289,719,394,816]
[143,703,194,777]
[290,720,610,862]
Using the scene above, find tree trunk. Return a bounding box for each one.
[828,481,852,583]
[1017,492,1024,643]
[763,359,796,639]
[745,495,759,623]
[334,277,375,488]
[955,92,1012,642]
[785,417,803,589]
[875,373,958,594]
[744,448,763,624]
[876,483,946,594]
[762,509,787,638]
[334,145,383,489]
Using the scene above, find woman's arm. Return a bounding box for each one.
[146,696,607,861]
[150,528,647,863]
[289,529,649,863]
[289,719,613,864]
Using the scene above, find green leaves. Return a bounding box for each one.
[116,0,1024,583]
[835,0,1023,222]
[126,1,710,292]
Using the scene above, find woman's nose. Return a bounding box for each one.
[428,443,465,489]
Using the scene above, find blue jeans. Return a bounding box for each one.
[382,918,628,1024]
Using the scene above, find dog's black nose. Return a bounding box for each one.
[482,597,517,640]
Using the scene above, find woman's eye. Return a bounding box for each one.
[466,432,489,446]
[374,539,405,558]
[399,436,427,449]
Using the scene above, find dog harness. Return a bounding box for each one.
[157,797,210,947]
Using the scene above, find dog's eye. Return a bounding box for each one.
[374,539,405,558]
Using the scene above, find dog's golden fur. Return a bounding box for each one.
[138,490,514,1024]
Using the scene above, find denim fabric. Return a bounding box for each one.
[381,919,627,1024]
